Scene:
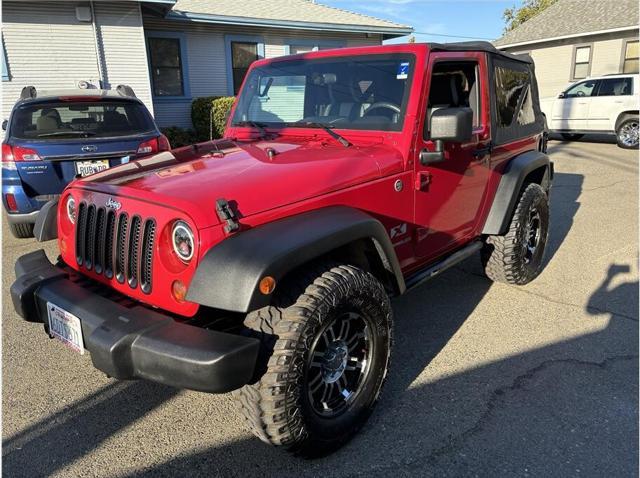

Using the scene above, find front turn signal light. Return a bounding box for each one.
[259,276,276,295]
[172,280,188,302]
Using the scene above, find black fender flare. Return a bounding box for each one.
[482,150,552,235]
[186,206,405,313]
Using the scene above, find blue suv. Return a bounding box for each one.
[2,85,170,238]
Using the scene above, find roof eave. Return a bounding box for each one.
[164,10,413,36]
[495,25,639,49]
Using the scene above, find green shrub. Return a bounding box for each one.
[190,96,236,141]
[161,126,198,148]
[191,96,218,141]
[211,96,235,139]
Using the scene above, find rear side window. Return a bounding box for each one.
[596,77,633,96]
[494,66,535,127]
[10,100,155,140]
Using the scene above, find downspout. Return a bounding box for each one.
[89,1,106,87]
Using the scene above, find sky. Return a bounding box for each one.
[321,0,525,44]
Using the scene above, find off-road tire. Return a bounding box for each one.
[233,263,392,457]
[560,133,584,141]
[615,117,639,149]
[8,222,34,239]
[482,183,549,285]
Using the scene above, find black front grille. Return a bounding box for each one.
[75,202,156,294]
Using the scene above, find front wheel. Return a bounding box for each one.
[482,183,550,285]
[233,263,392,457]
[616,117,639,149]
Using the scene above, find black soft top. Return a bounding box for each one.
[427,41,533,64]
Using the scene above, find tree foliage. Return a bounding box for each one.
[503,0,558,32]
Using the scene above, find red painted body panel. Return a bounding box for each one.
[56,43,542,317]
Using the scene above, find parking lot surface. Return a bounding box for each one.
[2,138,638,477]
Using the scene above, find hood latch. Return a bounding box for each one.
[216,198,240,233]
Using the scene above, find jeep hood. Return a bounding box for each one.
[75,138,404,228]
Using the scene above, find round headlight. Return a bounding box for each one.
[172,221,194,262]
[66,196,76,224]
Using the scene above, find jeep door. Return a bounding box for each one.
[413,53,492,260]
[550,79,599,131]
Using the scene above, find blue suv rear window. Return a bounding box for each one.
[10,99,155,140]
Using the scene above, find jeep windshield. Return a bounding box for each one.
[10,99,156,140]
[231,53,415,132]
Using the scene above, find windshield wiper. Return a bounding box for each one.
[36,131,96,138]
[295,122,351,147]
[233,120,269,138]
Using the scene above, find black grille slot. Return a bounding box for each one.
[75,202,87,265]
[73,201,156,293]
[115,213,128,283]
[140,219,156,294]
[84,205,96,270]
[104,210,116,279]
[94,208,106,274]
[127,216,142,288]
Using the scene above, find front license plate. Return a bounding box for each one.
[47,302,85,354]
[75,159,109,177]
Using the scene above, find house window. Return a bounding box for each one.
[231,42,258,95]
[572,45,591,80]
[289,45,314,55]
[622,40,639,73]
[287,42,343,56]
[148,36,185,97]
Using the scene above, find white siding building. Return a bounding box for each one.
[494,0,639,98]
[1,0,412,129]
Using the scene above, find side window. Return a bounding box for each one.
[426,61,482,136]
[597,77,632,96]
[494,66,535,127]
[564,80,598,98]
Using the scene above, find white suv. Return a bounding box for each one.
[540,73,639,149]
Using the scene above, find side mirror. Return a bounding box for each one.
[558,92,566,99]
[421,107,473,165]
[2,120,7,131]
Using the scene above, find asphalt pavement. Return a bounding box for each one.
[2,136,638,477]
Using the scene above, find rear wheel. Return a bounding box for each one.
[560,133,584,141]
[8,222,34,239]
[233,263,392,457]
[482,183,549,285]
[616,117,639,149]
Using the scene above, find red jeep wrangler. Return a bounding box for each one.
[12,42,552,456]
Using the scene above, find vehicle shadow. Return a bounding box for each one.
[548,133,616,145]
[545,172,582,265]
[120,264,638,478]
[2,381,181,477]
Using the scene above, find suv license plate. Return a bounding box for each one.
[75,160,109,177]
[47,302,85,354]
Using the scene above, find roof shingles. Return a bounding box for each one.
[494,0,639,47]
[171,0,411,30]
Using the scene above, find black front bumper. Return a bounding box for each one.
[10,250,260,393]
